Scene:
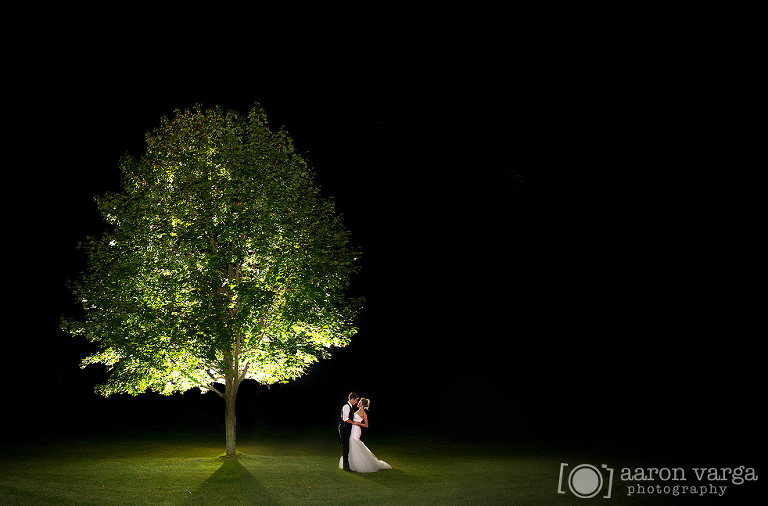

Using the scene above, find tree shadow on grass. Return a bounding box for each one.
[186,456,273,504]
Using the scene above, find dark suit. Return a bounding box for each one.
[338,402,354,471]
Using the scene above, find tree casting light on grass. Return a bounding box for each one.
[63,104,362,456]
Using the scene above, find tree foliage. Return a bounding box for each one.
[64,104,362,403]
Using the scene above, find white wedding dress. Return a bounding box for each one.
[339,412,392,473]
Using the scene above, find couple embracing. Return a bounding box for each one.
[338,392,392,473]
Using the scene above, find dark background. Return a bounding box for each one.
[5,20,760,461]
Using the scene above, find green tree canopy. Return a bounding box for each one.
[63,104,362,455]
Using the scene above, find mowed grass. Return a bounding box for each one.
[0,426,759,504]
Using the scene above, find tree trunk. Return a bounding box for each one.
[224,379,238,457]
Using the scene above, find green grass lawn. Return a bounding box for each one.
[0,426,760,504]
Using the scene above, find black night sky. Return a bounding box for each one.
[5,25,761,462]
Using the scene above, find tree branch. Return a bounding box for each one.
[206,368,225,383]
[273,144,282,169]
[257,279,291,340]
[238,361,250,383]
[201,383,225,398]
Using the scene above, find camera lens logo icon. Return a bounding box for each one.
[558,463,614,499]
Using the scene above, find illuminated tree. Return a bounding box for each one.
[63,104,362,456]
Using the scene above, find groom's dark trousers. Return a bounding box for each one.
[338,416,353,471]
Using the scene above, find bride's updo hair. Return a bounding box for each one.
[359,398,370,410]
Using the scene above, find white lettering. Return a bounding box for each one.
[620,467,686,481]
[732,465,745,485]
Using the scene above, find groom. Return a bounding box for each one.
[338,392,359,472]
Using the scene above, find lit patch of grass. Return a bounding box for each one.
[0,427,758,504]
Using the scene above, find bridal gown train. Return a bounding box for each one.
[339,412,392,473]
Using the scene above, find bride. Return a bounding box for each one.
[339,398,392,473]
